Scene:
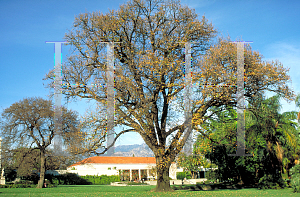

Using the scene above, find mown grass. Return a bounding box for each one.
[0,185,298,197]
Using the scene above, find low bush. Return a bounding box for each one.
[52,178,59,185]
[196,181,209,185]
[15,180,34,184]
[176,172,186,181]
[10,184,36,188]
[202,185,212,190]
[45,173,92,185]
[61,173,91,185]
[204,180,212,184]
[80,175,120,185]
[4,168,17,182]
[258,174,287,189]
[185,171,192,179]
[205,169,219,182]
[284,179,291,187]
[0,185,10,188]
[21,173,40,184]
[44,184,57,188]
[290,164,300,193]
[0,181,56,188]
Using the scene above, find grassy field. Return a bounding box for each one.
[0,185,298,197]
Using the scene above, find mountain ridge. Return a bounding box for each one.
[112,143,154,157]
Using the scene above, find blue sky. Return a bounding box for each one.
[1,0,300,146]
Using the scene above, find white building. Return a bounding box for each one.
[66,156,182,181]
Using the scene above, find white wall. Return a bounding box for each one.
[67,163,156,177]
[65,163,183,179]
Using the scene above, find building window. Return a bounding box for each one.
[108,167,111,170]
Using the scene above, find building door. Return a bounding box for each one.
[199,171,205,178]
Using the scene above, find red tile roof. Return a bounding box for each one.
[70,156,156,167]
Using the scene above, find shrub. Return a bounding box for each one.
[4,168,17,182]
[52,178,59,185]
[176,172,186,180]
[55,173,90,185]
[258,174,287,189]
[21,173,39,184]
[202,185,212,190]
[46,173,92,185]
[45,184,57,188]
[80,175,120,185]
[205,169,219,182]
[10,184,36,188]
[283,179,291,187]
[185,171,192,179]
[204,180,211,184]
[290,164,300,193]
[0,185,10,188]
[20,173,120,186]
[15,180,34,184]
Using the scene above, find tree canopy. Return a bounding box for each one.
[44,0,295,192]
[0,97,81,188]
[194,95,300,187]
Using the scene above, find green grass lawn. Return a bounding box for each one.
[0,185,298,197]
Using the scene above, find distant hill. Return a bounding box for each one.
[113,143,154,157]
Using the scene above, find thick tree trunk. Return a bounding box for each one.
[37,149,46,188]
[154,155,173,192]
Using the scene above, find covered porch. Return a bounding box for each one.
[119,169,154,181]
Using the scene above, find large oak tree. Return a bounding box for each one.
[45,0,294,191]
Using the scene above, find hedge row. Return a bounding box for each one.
[46,173,91,185]
[45,173,120,185]
[81,175,120,185]
[176,172,191,180]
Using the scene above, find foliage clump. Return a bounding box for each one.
[195,95,300,188]
[176,172,186,181]
[258,174,287,189]
[205,169,219,183]
[290,164,300,192]
[81,175,120,185]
